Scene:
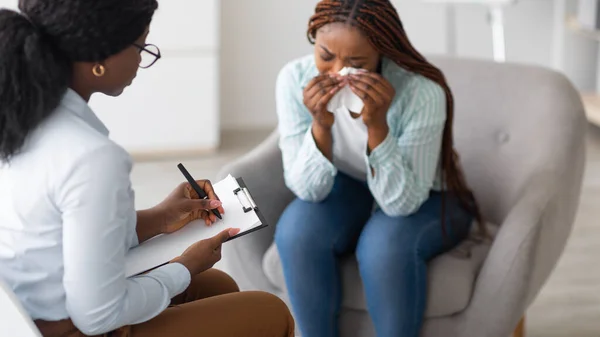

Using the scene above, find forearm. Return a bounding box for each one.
[67,263,190,335]
[136,208,164,244]
[280,127,337,202]
[366,132,431,216]
[312,122,334,161]
[367,124,390,159]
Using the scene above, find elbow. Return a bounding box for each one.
[381,203,420,218]
[284,174,332,203]
[68,300,124,335]
[71,317,114,336]
[77,325,109,336]
[296,191,328,203]
[379,189,430,217]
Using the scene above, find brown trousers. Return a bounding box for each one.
[35,269,295,337]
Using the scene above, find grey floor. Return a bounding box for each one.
[131,127,600,337]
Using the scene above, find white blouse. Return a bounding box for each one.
[0,89,190,335]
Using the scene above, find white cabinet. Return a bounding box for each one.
[88,1,221,156]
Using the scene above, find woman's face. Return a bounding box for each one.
[73,27,152,99]
[97,28,149,96]
[314,22,380,75]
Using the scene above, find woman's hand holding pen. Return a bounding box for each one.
[157,180,226,233]
[136,180,225,244]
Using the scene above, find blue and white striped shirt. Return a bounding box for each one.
[275,55,446,216]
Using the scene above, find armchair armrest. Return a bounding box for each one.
[459,170,578,336]
[217,131,295,291]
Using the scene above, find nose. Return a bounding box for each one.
[326,60,345,75]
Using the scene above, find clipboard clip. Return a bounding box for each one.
[233,187,258,213]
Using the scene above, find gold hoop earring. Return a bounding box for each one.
[92,64,105,77]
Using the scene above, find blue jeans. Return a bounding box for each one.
[275,173,472,337]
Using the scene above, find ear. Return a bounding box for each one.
[91,63,107,77]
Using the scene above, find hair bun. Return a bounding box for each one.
[0,9,36,33]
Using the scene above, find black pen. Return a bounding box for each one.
[177,163,222,220]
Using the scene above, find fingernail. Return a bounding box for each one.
[229,228,241,236]
[210,200,222,208]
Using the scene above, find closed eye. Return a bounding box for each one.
[320,54,334,62]
[319,45,335,62]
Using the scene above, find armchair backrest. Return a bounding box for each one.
[429,56,586,224]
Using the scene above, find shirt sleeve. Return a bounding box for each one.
[366,81,446,217]
[275,63,337,202]
[127,213,140,249]
[56,145,191,335]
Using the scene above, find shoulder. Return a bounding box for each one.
[383,58,445,106]
[30,108,132,177]
[276,54,319,92]
[383,58,446,123]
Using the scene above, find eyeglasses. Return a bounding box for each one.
[133,43,161,69]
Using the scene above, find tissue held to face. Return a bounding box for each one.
[314,22,380,75]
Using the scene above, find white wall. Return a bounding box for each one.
[219,0,318,130]
[220,0,598,130]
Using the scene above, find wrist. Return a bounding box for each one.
[136,207,167,243]
[365,113,388,129]
[367,123,389,152]
[367,123,389,135]
[312,121,332,134]
[150,205,168,234]
[171,255,199,275]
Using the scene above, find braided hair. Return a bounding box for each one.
[308,0,486,236]
[0,0,158,161]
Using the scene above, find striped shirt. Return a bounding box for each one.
[275,55,446,216]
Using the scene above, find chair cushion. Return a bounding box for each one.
[262,222,494,318]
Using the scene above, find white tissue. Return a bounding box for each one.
[327,67,365,114]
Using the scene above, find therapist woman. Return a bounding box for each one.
[0,1,294,336]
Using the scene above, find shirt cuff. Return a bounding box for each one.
[147,262,191,298]
[366,130,396,168]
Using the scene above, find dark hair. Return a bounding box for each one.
[308,0,486,236]
[0,0,158,161]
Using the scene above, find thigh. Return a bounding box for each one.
[171,269,239,305]
[129,292,295,337]
[275,173,373,255]
[357,192,472,265]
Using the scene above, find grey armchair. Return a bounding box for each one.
[217,56,586,337]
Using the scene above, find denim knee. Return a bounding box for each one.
[356,235,417,277]
[275,199,319,255]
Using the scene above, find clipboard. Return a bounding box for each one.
[124,175,268,278]
[225,177,268,242]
